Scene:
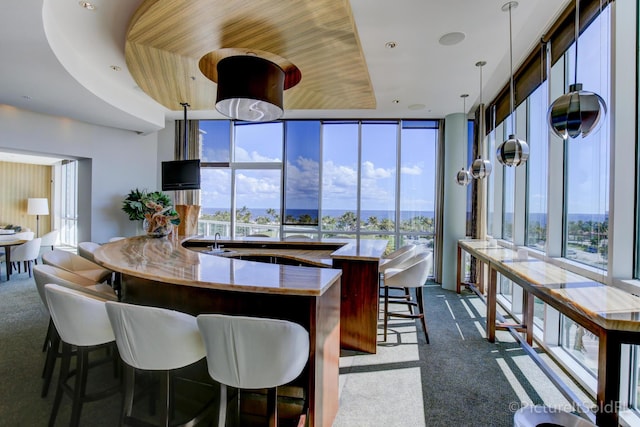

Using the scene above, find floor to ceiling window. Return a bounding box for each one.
[485,0,615,411]
[563,8,610,271]
[321,122,359,235]
[198,119,439,256]
[57,160,78,247]
[525,82,548,250]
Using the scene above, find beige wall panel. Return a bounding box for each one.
[0,161,52,234]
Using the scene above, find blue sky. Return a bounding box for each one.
[198,120,438,215]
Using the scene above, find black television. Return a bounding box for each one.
[161,159,201,191]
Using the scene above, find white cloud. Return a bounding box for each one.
[285,157,319,205]
[234,146,280,162]
[401,165,423,175]
[362,161,393,179]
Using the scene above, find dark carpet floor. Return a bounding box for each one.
[0,273,592,426]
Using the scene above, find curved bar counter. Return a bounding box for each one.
[94,235,343,427]
[185,236,389,354]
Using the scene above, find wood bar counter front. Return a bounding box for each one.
[94,235,342,427]
[185,236,388,354]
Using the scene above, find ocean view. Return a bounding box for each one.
[202,208,608,224]
[202,207,436,221]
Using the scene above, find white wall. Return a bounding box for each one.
[0,105,160,243]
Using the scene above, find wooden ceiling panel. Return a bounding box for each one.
[125,0,376,112]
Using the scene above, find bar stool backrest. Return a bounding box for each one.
[77,241,101,263]
[44,283,114,347]
[196,314,309,389]
[105,301,205,371]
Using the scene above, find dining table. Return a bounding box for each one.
[0,239,27,281]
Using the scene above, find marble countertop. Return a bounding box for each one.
[459,239,640,333]
[93,236,342,296]
[194,247,336,268]
[186,236,389,262]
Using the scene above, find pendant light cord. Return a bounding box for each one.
[574,0,580,86]
[479,66,483,104]
[181,102,190,159]
[461,94,468,167]
[508,3,515,134]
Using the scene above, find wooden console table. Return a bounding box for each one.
[94,236,342,427]
[457,239,640,427]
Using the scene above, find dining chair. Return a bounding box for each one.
[382,251,433,344]
[38,229,59,257]
[105,301,217,427]
[44,283,120,427]
[196,314,310,427]
[9,237,41,277]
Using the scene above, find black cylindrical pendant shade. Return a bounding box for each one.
[215,56,285,122]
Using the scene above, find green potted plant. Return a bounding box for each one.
[122,189,180,237]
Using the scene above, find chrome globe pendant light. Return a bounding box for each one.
[470,60,493,179]
[547,0,607,140]
[496,1,529,167]
[456,94,473,186]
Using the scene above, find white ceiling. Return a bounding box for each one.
[0,0,570,135]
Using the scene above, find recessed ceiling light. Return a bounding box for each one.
[438,32,465,46]
[79,1,96,10]
[408,103,426,111]
[110,65,121,71]
[385,41,397,49]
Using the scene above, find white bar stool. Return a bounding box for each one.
[196,314,310,427]
[44,283,120,427]
[382,251,433,344]
[105,301,217,426]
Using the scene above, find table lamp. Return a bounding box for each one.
[27,197,49,237]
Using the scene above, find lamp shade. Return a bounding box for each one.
[27,198,49,215]
[496,135,529,167]
[470,158,492,179]
[215,55,285,122]
[456,168,472,186]
[547,83,607,140]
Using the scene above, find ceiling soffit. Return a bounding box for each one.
[126,0,376,112]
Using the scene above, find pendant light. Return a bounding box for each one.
[215,55,285,122]
[456,94,473,186]
[496,1,529,167]
[547,0,607,139]
[470,60,493,179]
